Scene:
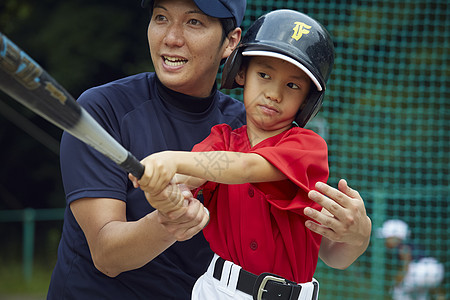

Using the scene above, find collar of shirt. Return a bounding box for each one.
[155,75,217,114]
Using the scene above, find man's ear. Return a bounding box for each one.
[235,68,246,86]
[222,28,242,59]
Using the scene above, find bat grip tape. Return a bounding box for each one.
[120,152,145,179]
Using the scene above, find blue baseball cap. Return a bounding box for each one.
[141,0,246,27]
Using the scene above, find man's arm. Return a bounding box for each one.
[70,185,209,277]
[304,179,372,269]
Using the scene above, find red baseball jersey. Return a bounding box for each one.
[192,124,329,283]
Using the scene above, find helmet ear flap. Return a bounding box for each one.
[221,47,244,89]
[295,91,324,127]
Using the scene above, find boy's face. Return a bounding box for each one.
[237,56,312,135]
[148,0,239,97]
[385,237,402,249]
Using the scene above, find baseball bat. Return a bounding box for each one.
[0,32,145,179]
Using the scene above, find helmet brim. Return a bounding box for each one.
[242,50,323,91]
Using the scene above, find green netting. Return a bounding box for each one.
[223,1,449,299]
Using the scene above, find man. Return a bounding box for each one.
[47,0,371,299]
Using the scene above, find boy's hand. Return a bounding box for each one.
[129,151,186,215]
[132,152,178,197]
[128,151,177,196]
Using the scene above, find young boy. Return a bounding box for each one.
[131,9,335,300]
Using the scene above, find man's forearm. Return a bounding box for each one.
[306,180,372,270]
[319,230,370,270]
[92,211,176,277]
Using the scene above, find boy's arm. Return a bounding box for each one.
[133,150,286,196]
[160,150,286,184]
[129,150,286,214]
[172,174,206,190]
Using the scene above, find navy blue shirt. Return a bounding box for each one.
[47,73,245,299]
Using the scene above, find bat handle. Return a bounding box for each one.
[120,152,145,179]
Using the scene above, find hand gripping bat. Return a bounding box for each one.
[0,32,145,179]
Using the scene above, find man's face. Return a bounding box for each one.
[148,0,229,97]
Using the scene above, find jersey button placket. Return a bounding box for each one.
[248,187,257,251]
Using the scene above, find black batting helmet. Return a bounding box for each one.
[221,9,335,127]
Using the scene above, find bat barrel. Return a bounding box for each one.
[0,32,145,179]
[0,32,82,129]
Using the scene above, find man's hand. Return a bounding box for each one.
[305,179,372,269]
[157,185,210,241]
[145,182,190,217]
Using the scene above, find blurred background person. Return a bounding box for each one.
[377,219,445,300]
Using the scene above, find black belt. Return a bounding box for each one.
[212,257,319,300]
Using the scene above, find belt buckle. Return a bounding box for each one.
[256,274,286,300]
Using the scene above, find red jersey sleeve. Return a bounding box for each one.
[251,127,329,213]
[191,123,232,152]
[191,124,234,197]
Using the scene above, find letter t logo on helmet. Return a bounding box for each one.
[291,22,312,41]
